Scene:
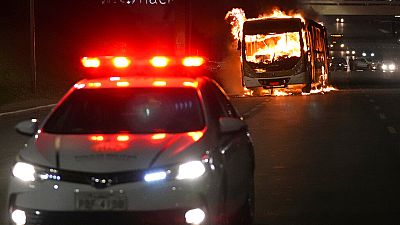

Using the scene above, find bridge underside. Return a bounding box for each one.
[300,1,400,15]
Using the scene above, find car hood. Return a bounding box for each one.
[20,132,206,173]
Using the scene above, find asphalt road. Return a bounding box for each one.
[1,70,400,225]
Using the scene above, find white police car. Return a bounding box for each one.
[8,56,255,225]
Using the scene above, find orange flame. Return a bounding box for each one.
[226,8,306,66]
[245,33,302,64]
[243,87,253,96]
[272,89,290,97]
[302,86,338,96]
[256,8,305,23]
[225,8,246,40]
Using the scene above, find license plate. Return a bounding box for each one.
[75,192,127,211]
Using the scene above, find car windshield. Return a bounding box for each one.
[43,88,205,134]
[331,58,346,64]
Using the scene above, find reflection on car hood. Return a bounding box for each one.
[21,132,204,173]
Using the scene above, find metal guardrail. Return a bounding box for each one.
[300,0,400,6]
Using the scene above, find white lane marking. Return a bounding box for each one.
[379,113,387,120]
[242,102,266,119]
[387,126,397,134]
[0,104,56,117]
[374,105,380,110]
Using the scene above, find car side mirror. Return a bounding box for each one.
[15,119,38,136]
[219,117,247,133]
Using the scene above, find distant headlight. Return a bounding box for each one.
[389,64,396,71]
[12,162,36,182]
[382,64,388,70]
[176,161,206,180]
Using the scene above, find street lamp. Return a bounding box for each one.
[30,0,37,94]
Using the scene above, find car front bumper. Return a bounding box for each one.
[14,208,190,225]
[8,173,221,225]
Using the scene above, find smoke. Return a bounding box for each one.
[256,0,299,13]
[256,0,321,20]
[216,42,244,96]
[256,1,311,20]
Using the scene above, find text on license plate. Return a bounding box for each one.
[75,192,127,211]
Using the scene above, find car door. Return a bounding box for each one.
[201,80,254,212]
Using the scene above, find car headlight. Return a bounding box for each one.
[389,64,396,70]
[382,64,388,70]
[12,162,36,182]
[144,171,167,182]
[176,161,206,180]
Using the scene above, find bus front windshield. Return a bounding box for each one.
[244,31,302,72]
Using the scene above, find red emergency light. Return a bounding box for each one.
[112,57,131,68]
[81,57,101,68]
[182,56,205,67]
[81,56,205,69]
[74,77,200,90]
[149,56,170,68]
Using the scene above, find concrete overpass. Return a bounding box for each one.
[300,0,400,15]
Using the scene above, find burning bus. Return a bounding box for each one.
[227,9,329,94]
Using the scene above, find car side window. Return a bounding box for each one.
[201,82,226,119]
[215,86,240,118]
[209,82,240,118]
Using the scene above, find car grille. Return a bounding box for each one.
[55,169,145,189]
[23,209,187,225]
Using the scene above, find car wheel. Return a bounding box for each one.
[302,83,311,93]
[229,172,255,225]
[215,172,255,225]
[251,87,264,96]
[214,173,230,225]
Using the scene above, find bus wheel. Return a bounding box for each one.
[251,87,263,96]
[302,84,311,93]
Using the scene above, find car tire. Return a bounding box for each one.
[227,171,255,225]
[215,170,255,225]
[302,83,311,93]
[251,87,264,96]
[238,173,255,225]
[214,172,230,225]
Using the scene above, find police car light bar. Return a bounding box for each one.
[81,56,205,69]
[182,56,205,67]
[81,57,101,68]
[150,56,170,68]
[112,57,131,68]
